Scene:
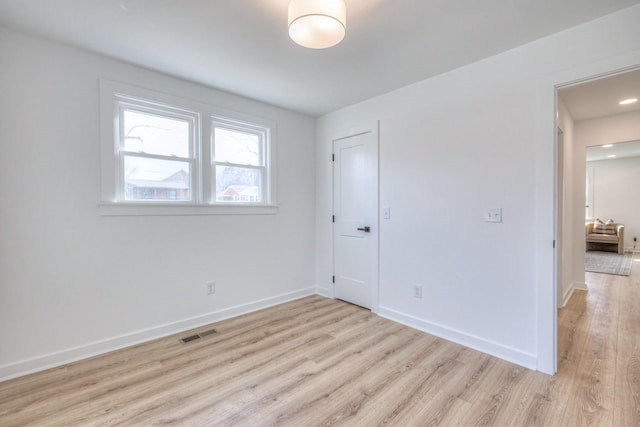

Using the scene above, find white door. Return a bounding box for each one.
[333,128,378,309]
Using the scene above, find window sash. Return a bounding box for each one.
[115,101,199,203]
[119,152,196,203]
[118,105,194,158]
[211,118,270,205]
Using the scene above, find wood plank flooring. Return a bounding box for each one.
[1,254,639,426]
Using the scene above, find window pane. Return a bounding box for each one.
[124,156,191,201]
[214,127,261,166]
[123,109,190,157]
[215,166,262,203]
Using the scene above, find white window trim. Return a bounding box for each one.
[99,79,278,216]
[211,116,271,205]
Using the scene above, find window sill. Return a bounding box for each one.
[98,202,279,216]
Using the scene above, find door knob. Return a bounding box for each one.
[357,226,371,232]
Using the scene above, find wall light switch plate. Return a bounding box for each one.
[383,206,391,219]
[485,208,502,223]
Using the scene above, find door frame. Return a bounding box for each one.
[331,122,380,312]
[555,127,564,310]
[543,57,640,375]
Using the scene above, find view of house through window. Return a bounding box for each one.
[121,108,194,202]
[213,125,266,203]
[101,79,275,211]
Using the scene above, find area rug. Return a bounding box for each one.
[585,251,633,276]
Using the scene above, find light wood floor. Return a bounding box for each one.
[1,256,639,426]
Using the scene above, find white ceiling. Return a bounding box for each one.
[1,0,639,116]
[559,69,640,162]
[559,69,640,121]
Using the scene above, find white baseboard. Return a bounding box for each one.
[2,288,543,381]
[573,281,588,291]
[0,287,316,382]
[315,285,331,298]
[561,282,588,308]
[377,305,537,371]
[561,288,575,308]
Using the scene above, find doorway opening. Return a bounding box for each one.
[555,66,640,371]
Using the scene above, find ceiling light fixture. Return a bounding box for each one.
[619,98,638,105]
[288,0,346,49]
[607,154,617,158]
[602,144,614,148]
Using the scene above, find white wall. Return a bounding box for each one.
[0,28,316,380]
[572,111,640,274]
[587,156,640,249]
[316,5,640,373]
[576,111,640,252]
[576,110,640,146]
[561,110,640,316]
[556,98,586,306]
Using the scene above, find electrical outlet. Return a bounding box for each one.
[206,281,216,295]
[484,208,502,223]
[413,284,423,299]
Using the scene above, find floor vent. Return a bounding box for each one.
[198,328,218,337]
[181,328,217,343]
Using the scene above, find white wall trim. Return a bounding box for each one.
[0,287,315,382]
[97,202,279,216]
[561,287,574,309]
[561,282,588,307]
[572,281,588,291]
[538,50,640,375]
[377,305,538,371]
[315,286,331,298]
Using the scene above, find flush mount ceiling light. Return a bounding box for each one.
[288,0,346,49]
[619,98,638,105]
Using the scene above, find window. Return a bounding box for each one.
[99,80,277,215]
[119,103,196,203]
[212,119,269,204]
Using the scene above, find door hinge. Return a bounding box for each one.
[332,215,335,223]
[332,153,335,162]
[553,240,556,248]
[332,275,335,283]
